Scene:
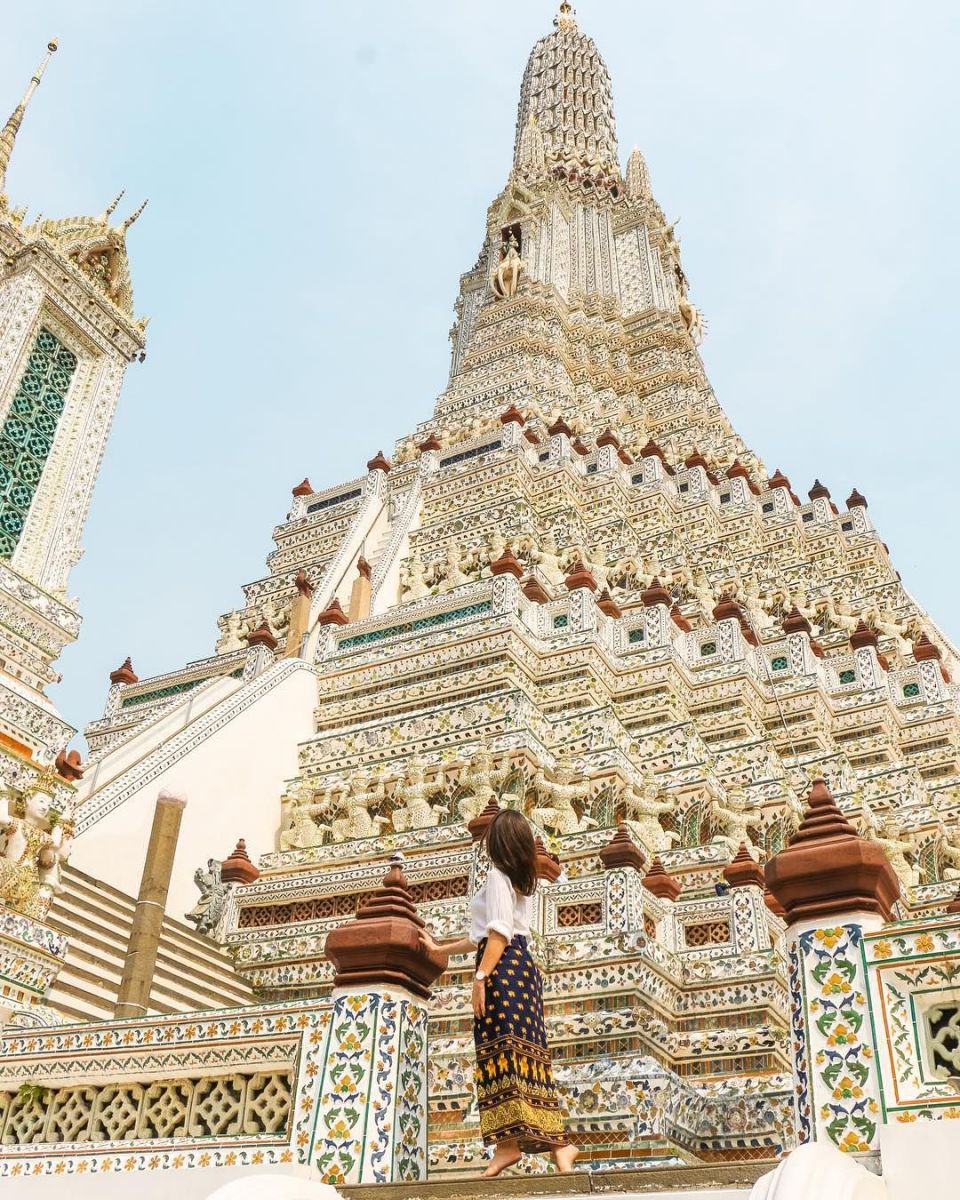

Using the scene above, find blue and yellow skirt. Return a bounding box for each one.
[473,934,568,1152]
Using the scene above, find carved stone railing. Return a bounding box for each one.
[0,1070,292,1144]
[0,989,429,1187]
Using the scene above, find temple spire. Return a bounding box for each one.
[0,39,58,197]
[514,3,618,173]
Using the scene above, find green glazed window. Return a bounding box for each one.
[0,327,77,558]
[771,656,789,671]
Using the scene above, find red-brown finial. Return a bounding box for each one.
[782,606,812,636]
[292,477,313,497]
[324,855,448,999]
[767,468,791,492]
[294,569,314,597]
[318,598,349,626]
[596,428,621,449]
[849,620,878,651]
[246,621,278,651]
[764,778,899,925]
[500,404,526,426]
[846,488,868,510]
[221,838,260,884]
[641,577,672,608]
[468,797,501,843]
[418,433,441,453]
[548,416,573,438]
[490,545,524,578]
[808,479,831,501]
[522,576,551,604]
[55,748,84,782]
[724,842,765,890]
[110,657,138,685]
[912,632,941,661]
[600,824,645,873]
[534,836,562,882]
[366,450,391,473]
[564,560,597,591]
[642,855,682,901]
[596,588,622,618]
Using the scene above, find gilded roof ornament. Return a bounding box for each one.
[555,2,577,30]
[0,38,58,198]
[99,189,126,222]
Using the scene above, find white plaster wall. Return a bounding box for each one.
[70,665,317,917]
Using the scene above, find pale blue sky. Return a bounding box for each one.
[2,2,958,742]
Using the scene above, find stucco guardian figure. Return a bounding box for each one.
[491,233,525,300]
[621,778,678,855]
[0,774,72,919]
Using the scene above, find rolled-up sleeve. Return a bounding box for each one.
[485,868,515,940]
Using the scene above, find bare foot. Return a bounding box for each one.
[553,1143,579,1174]
[480,1143,522,1178]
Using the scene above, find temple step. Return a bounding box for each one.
[340,1161,770,1199]
[42,863,255,1022]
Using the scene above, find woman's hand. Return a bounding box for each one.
[419,930,440,956]
[472,976,486,1019]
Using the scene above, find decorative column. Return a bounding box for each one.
[365,450,391,499]
[281,568,314,658]
[490,545,523,615]
[348,556,373,622]
[548,416,573,461]
[288,477,313,520]
[848,621,886,689]
[417,433,441,476]
[320,855,446,1186]
[640,577,672,647]
[104,656,138,717]
[765,779,899,1162]
[595,427,621,472]
[565,558,597,632]
[242,621,278,680]
[114,789,186,1018]
[315,597,350,660]
[845,488,873,533]
[499,404,525,450]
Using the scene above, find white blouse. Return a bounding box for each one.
[469,865,532,944]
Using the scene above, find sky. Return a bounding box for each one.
[2,1,958,745]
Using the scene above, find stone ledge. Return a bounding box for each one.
[341,1160,774,1199]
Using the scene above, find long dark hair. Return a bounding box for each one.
[486,809,537,897]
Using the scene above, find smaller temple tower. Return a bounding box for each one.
[0,41,147,785]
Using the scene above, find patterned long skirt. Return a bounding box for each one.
[473,935,568,1152]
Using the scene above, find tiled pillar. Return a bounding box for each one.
[321,856,446,1185]
[766,779,899,1164]
[312,987,430,1186]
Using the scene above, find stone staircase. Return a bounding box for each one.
[43,864,255,1022]
[341,1161,769,1200]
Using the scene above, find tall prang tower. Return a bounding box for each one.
[68,4,960,1174]
[0,42,146,787]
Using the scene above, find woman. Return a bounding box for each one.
[421,808,578,1178]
